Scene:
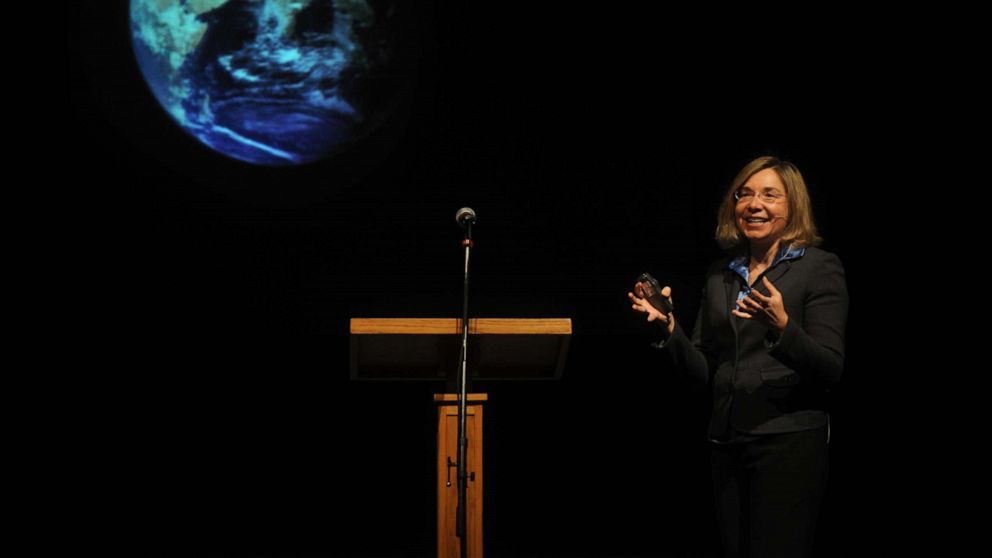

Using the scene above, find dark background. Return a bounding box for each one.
[72,2,910,557]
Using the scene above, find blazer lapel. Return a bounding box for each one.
[754,260,793,297]
[723,269,741,338]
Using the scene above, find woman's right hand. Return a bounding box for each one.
[628,283,676,334]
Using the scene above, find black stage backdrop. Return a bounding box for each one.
[71,3,908,557]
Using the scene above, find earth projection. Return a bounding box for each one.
[130,0,402,165]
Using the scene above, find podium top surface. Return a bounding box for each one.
[350,318,572,335]
[349,318,572,381]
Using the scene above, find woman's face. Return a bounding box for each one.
[734,168,790,247]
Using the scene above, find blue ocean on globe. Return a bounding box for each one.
[130,0,399,165]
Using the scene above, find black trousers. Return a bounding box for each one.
[710,427,828,558]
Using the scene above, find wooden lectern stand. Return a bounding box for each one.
[434,392,486,558]
[350,318,571,558]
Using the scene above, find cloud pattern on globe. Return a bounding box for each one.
[130,0,397,165]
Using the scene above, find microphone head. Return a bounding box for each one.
[455,207,476,227]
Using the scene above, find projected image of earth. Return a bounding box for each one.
[130,0,400,165]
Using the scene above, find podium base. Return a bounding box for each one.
[434,393,487,558]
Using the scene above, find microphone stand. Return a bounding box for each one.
[455,218,473,552]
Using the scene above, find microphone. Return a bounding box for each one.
[455,207,476,228]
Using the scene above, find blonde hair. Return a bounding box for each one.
[715,156,822,250]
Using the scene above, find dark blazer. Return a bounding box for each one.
[661,247,848,439]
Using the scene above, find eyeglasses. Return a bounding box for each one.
[734,189,786,204]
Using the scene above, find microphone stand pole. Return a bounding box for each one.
[455,219,473,554]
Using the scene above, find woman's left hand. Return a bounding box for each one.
[732,276,789,333]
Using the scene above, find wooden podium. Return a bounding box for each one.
[350,318,571,558]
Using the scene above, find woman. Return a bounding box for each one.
[628,156,848,557]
